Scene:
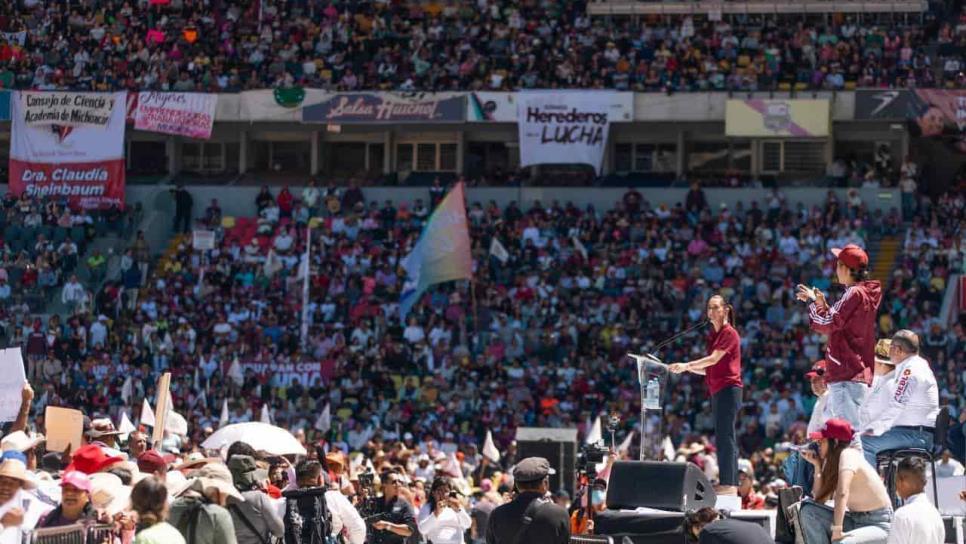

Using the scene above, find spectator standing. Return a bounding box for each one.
[37,472,98,528]
[227,455,284,544]
[886,458,944,544]
[936,449,965,477]
[485,457,569,544]
[283,460,365,544]
[370,472,417,544]
[172,185,194,234]
[60,275,85,315]
[168,464,239,544]
[417,476,472,544]
[797,244,881,430]
[131,476,187,544]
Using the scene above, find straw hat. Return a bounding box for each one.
[89,473,130,516]
[180,463,244,502]
[0,459,36,489]
[874,339,893,365]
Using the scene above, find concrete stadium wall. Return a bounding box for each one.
[128,185,899,220]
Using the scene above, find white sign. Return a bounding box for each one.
[135,92,217,139]
[0,348,26,422]
[517,91,619,174]
[469,91,633,122]
[9,91,127,209]
[192,229,216,250]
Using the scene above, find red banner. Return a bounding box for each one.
[8,159,125,208]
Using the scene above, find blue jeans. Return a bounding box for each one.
[861,428,933,467]
[782,451,814,496]
[826,382,868,431]
[799,500,892,544]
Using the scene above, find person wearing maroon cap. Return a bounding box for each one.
[796,243,882,432]
[781,360,830,495]
[796,418,892,544]
[670,295,743,495]
[138,450,169,479]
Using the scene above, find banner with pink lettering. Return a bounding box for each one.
[135,92,217,139]
[301,92,465,123]
[9,91,126,209]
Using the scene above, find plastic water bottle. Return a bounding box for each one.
[645,378,660,410]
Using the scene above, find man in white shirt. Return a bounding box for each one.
[936,449,965,477]
[886,457,944,544]
[861,330,939,467]
[60,275,86,313]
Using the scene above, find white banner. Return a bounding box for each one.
[517,91,619,173]
[1,31,26,47]
[0,348,26,422]
[10,91,126,208]
[135,92,217,139]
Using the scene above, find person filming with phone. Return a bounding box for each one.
[796,244,881,430]
[417,476,471,544]
[796,418,892,544]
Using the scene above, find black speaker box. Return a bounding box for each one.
[606,461,716,512]
[514,427,577,497]
[594,510,687,544]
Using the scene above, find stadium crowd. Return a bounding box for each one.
[0,0,962,92]
[0,174,957,543]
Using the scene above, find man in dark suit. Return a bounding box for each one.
[485,457,569,544]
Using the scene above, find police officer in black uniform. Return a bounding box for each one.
[370,472,418,544]
[485,457,570,544]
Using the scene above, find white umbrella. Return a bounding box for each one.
[201,422,307,456]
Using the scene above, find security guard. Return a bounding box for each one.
[485,457,570,544]
[860,329,940,467]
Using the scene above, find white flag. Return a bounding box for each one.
[585,415,602,445]
[482,430,501,462]
[227,357,244,386]
[166,411,189,436]
[488,238,509,264]
[140,399,156,427]
[661,435,676,462]
[618,430,635,455]
[260,403,272,424]
[118,412,136,440]
[315,403,331,432]
[264,249,282,277]
[219,399,229,428]
[572,236,588,259]
[120,376,133,404]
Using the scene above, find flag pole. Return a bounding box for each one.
[471,279,479,335]
[300,225,312,350]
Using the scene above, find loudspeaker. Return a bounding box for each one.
[606,461,715,512]
[514,427,577,496]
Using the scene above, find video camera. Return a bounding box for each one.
[577,442,609,478]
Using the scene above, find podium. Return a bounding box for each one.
[628,353,669,461]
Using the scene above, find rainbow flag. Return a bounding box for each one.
[399,182,472,317]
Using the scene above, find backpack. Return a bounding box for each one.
[282,487,339,544]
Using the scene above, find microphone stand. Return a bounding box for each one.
[626,319,708,461]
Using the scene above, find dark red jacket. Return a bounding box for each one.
[808,280,882,385]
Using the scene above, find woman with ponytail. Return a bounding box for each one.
[670,295,743,495]
[131,477,186,544]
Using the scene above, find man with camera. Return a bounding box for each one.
[370,473,417,544]
[485,457,569,544]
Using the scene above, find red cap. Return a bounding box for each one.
[830,244,868,270]
[805,360,827,380]
[137,450,168,474]
[65,445,124,475]
[808,418,854,442]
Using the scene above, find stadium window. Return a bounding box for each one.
[614,143,677,173]
[417,143,437,171]
[397,143,414,172]
[183,142,202,171]
[328,143,367,177]
[439,144,458,171]
[758,141,826,175]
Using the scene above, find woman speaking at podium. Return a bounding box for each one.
[669,295,743,495]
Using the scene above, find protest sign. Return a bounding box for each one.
[0,348,26,422]
[45,406,84,453]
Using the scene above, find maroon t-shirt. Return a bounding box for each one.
[705,323,743,395]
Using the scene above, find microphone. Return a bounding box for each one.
[626,319,709,369]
